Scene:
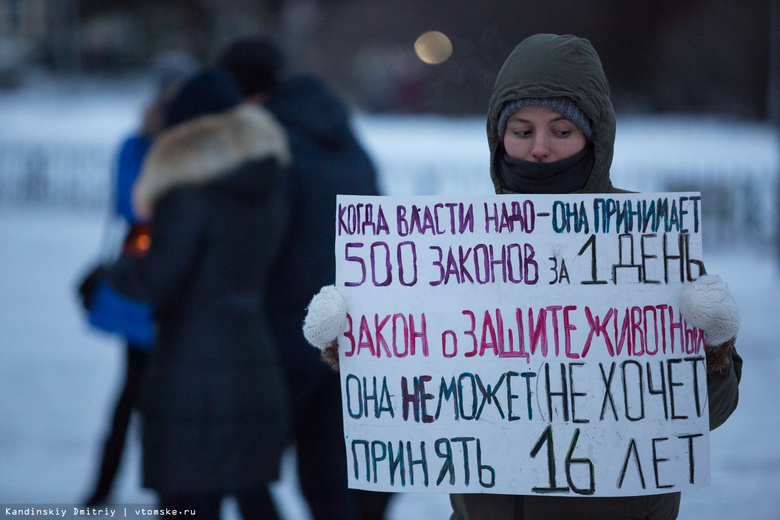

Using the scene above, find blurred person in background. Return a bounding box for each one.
[81,53,197,507]
[83,68,292,519]
[217,37,394,520]
[301,33,743,520]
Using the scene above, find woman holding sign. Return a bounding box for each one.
[450,32,743,520]
[303,33,742,520]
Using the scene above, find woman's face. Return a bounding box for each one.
[502,105,587,162]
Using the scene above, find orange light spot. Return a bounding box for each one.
[414,31,452,65]
[137,235,151,251]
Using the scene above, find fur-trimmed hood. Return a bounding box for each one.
[132,104,290,218]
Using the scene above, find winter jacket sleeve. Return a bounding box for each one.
[708,345,742,430]
[114,134,152,224]
[107,187,207,309]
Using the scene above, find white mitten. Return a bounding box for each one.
[302,285,347,350]
[678,275,740,347]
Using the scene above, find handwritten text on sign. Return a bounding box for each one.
[334,193,708,496]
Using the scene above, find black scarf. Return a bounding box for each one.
[497,144,595,194]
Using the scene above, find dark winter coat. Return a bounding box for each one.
[264,75,380,385]
[106,105,292,495]
[452,33,742,520]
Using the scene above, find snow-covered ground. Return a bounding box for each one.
[1,73,779,519]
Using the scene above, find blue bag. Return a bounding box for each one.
[88,280,154,350]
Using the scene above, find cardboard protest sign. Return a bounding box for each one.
[334,192,708,497]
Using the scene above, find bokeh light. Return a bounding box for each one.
[414,31,452,65]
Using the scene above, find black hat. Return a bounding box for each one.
[216,37,285,97]
[163,68,242,129]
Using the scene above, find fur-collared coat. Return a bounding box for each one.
[107,105,292,494]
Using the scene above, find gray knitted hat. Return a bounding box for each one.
[497,97,592,141]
